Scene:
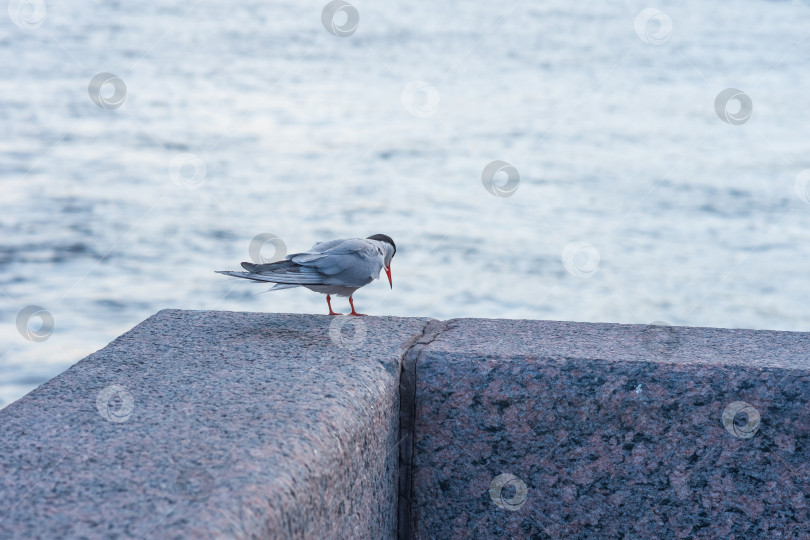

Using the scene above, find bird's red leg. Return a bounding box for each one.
[348,296,365,316]
[326,295,340,315]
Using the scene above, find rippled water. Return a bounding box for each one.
[2,0,810,408]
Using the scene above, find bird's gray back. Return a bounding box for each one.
[288,238,384,287]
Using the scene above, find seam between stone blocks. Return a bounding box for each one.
[397,319,451,540]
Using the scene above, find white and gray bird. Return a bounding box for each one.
[216,234,396,316]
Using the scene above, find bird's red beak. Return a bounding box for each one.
[384,264,392,288]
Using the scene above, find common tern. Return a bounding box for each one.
[216,234,396,316]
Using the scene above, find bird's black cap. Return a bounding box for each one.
[367,234,396,255]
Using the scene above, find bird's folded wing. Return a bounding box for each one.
[217,239,383,287]
[218,262,327,284]
[289,239,384,284]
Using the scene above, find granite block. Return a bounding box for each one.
[411,319,810,539]
[0,310,430,539]
[5,313,810,539]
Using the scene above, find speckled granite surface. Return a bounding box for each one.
[412,319,810,539]
[4,314,810,539]
[0,309,429,539]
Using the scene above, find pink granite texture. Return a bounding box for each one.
[0,309,429,539]
[411,319,810,539]
[4,312,810,539]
